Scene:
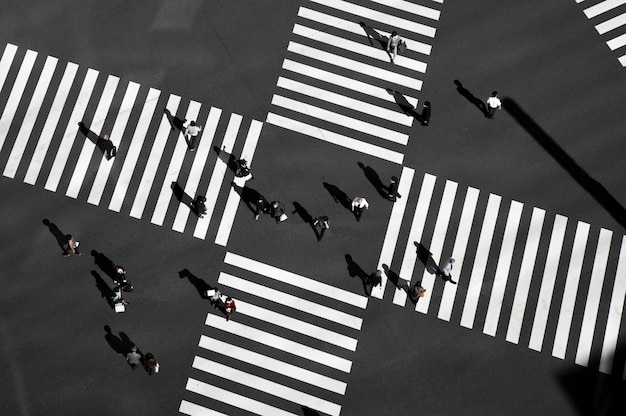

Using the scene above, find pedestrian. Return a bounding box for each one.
[97,134,117,160]
[193,195,208,218]
[420,101,431,126]
[387,176,401,202]
[126,345,142,369]
[113,265,134,292]
[270,201,288,223]
[235,158,253,180]
[351,197,369,222]
[486,91,501,119]
[207,288,222,308]
[437,257,457,284]
[386,31,402,63]
[62,234,81,257]
[143,353,159,375]
[224,297,236,321]
[408,282,426,303]
[185,120,202,151]
[255,195,270,220]
[312,216,330,241]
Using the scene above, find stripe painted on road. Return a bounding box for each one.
[584,0,626,19]
[595,12,626,34]
[0,43,18,95]
[607,32,626,50]
[369,0,441,21]
[179,400,229,416]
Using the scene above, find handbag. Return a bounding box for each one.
[115,302,125,313]
[398,40,407,54]
[279,213,288,222]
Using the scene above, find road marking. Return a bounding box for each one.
[595,12,626,34]
[179,400,228,416]
[369,0,441,21]
[0,43,18,96]
[584,0,626,19]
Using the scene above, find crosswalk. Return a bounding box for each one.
[0,42,260,243]
[180,252,368,416]
[577,0,626,66]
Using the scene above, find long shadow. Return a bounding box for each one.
[213,145,238,173]
[382,263,409,291]
[164,108,186,132]
[78,122,100,144]
[104,325,125,355]
[171,181,194,211]
[92,270,114,308]
[345,254,375,295]
[323,182,351,210]
[231,182,265,216]
[292,201,319,239]
[504,98,626,230]
[357,162,388,199]
[179,268,213,299]
[91,250,117,281]
[414,241,439,275]
[454,80,487,116]
[358,22,387,49]
[42,219,68,253]
[386,88,419,117]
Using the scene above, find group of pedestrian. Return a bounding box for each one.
[408,257,456,304]
[208,288,237,321]
[111,265,134,312]
[126,346,159,375]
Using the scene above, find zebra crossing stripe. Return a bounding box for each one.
[483,200,524,337]
[205,313,352,372]
[599,236,626,375]
[287,42,422,91]
[108,87,161,212]
[460,194,501,329]
[369,0,441,21]
[297,7,432,56]
[66,74,119,198]
[198,335,347,394]
[308,0,436,38]
[595,12,626,34]
[552,221,590,360]
[215,119,263,246]
[192,356,342,416]
[218,272,363,330]
[584,0,626,19]
[186,378,298,416]
[44,68,99,192]
[3,55,58,178]
[87,81,141,206]
[292,23,427,73]
[179,400,229,416]
[172,107,222,233]
[128,94,181,217]
[528,214,568,352]
[224,252,368,309]
[24,62,78,185]
[151,100,201,226]
[0,49,37,153]
[607,32,626,50]
[0,44,18,97]
[282,59,419,108]
[575,228,612,367]
[266,112,404,165]
[438,187,480,321]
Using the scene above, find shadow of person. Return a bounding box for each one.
[301,406,321,416]
[104,325,124,354]
[119,332,140,356]
[292,201,319,239]
[385,88,419,117]
[414,241,439,275]
[77,122,101,144]
[171,181,194,210]
[323,182,351,210]
[91,250,117,281]
[42,219,68,253]
[92,270,114,308]
[231,182,265,216]
[178,268,213,299]
[358,22,387,49]
[454,80,487,116]
[213,145,238,172]
[382,264,410,291]
[345,254,373,295]
[357,162,388,199]
[164,108,186,132]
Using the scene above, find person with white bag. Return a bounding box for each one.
[270,201,288,223]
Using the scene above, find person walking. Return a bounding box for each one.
[270,201,287,223]
[185,120,202,151]
[312,216,330,241]
[420,101,431,126]
[126,345,142,369]
[437,257,457,284]
[408,281,426,303]
[193,195,208,218]
[486,91,502,119]
[143,353,159,375]
[235,158,253,180]
[351,197,369,222]
[386,31,401,63]
[97,134,117,159]
[62,234,81,257]
[387,176,401,202]
[255,195,270,220]
[224,297,236,321]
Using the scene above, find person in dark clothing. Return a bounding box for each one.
[235,158,253,180]
[420,101,431,126]
[193,195,208,218]
[270,201,287,223]
[255,196,270,220]
[312,216,330,241]
[62,234,81,257]
[387,176,401,201]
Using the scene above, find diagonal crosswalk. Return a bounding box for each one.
[577,0,626,66]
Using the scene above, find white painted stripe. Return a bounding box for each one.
[277,76,412,126]
[309,0,436,37]
[172,107,222,232]
[44,68,99,192]
[192,357,342,416]
[199,335,347,394]
[282,59,419,107]
[552,222,590,360]
[369,0,441,20]
[415,180,458,314]
[607,32,626,50]
[127,94,180,216]
[600,236,626,374]
[150,101,202,225]
[224,252,368,308]
[391,172,436,305]
[218,272,362,330]
[298,8,432,55]
[584,0,626,19]
[619,54,626,66]
[66,75,119,198]
[215,119,263,246]
[87,82,140,205]
[186,378,298,416]
[205,313,352,372]
[108,88,161,212]
[528,215,568,352]
[371,167,415,299]
[506,208,546,344]
[0,44,18,95]
[23,62,78,185]
[595,12,626,34]
[482,201,524,337]
[272,94,408,145]
[460,194,501,329]
[3,55,58,178]
[575,228,612,367]
[292,23,427,73]
[0,49,37,153]
[288,42,422,91]
[192,113,242,239]
[438,187,480,321]
[576,0,586,3]
[266,113,404,165]
[179,400,228,416]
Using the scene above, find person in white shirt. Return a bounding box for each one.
[185,120,202,151]
[351,197,369,222]
[486,91,502,119]
[438,257,457,284]
[386,31,401,63]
